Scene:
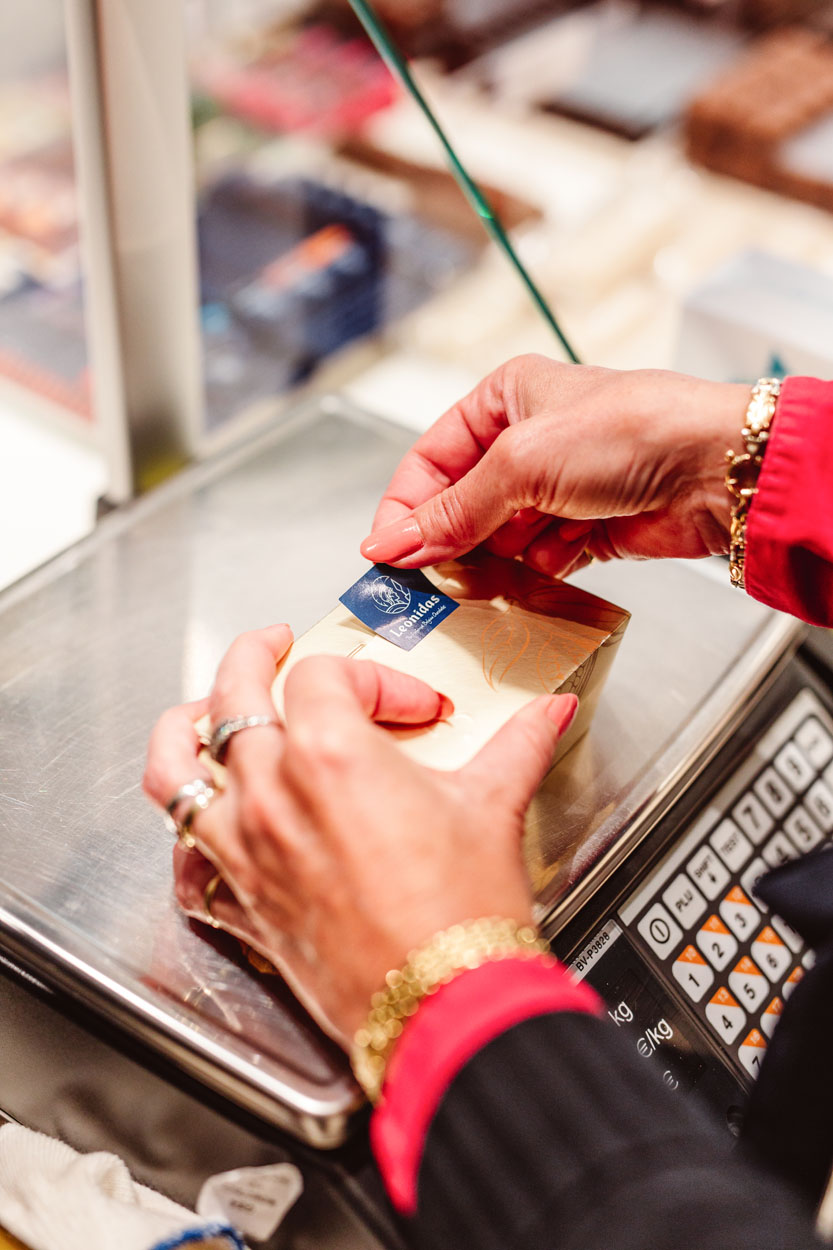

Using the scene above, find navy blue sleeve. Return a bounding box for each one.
[407,1011,823,1250]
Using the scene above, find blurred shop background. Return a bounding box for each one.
[5,0,833,589]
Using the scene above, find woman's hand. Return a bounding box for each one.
[144,625,578,1048]
[360,357,750,578]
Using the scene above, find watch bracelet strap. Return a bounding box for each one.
[350,917,550,1104]
[726,376,782,590]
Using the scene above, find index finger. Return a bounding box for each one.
[367,367,515,533]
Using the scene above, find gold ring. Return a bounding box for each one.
[164,778,214,842]
[203,873,223,929]
[178,784,218,850]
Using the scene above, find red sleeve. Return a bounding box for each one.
[745,375,833,627]
[369,957,600,1215]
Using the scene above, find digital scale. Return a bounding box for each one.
[552,667,833,1127]
[0,396,826,1247]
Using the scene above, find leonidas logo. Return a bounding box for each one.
[340,564,458,651]
[370,574,411,615]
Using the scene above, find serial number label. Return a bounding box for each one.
[569,919,622,979]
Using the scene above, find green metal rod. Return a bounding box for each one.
[347,0,580,363]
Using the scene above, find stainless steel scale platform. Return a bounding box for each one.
[0,395,802,1243]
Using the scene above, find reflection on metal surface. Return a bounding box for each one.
[0,394,798,1143]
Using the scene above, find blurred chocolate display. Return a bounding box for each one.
[0,141,77,272]
[339,137,540,237]
[193,21,398,137]
[312,0,563,68]
[0,282,89,418]
[685,27,833,210]
[197,172,475,426]
[473,1,744,140]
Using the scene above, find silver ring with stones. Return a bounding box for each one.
[209,715,280,764]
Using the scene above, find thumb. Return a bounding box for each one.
[361,448,526,568]
[462,694,579,818]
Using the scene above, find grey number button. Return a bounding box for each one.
[637,902,683,959]
[760,997,784,1038]
[671,946,714,1003]
[728,957,769,1013]
[772,914,803,954]
[762,831,800,869]
[754,768,793,819]
[751,926,792,983]
[731,794,773,847]
[705,988,746,1044]
[740,857,769,907]
[695,915,738,971]
[805,780,833,833]
[719,887,760,941]
[796,717,833,770]
[783,806,823,853]
[783,966,805,999]
[738,1028,768,1078]
[774,742,814,794]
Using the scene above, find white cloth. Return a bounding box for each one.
[0,1124,243,1250]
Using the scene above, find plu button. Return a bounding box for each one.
[637,903,683,959]
[662,873,707,929]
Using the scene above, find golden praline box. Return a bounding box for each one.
[272,556,629,770]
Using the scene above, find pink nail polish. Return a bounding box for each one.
[360,517,424,563]
[559,520,592,542]
[437,693,455,721]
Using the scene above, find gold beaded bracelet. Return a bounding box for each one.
[350,917,550,1104]
[726,377,782,591]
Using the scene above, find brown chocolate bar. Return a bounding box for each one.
[685,28,833,210]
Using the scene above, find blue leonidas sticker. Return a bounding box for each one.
[339,563,458,651]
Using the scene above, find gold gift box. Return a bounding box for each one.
[271,556,629,770]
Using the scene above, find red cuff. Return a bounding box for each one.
[370,957,600,1215]
[745,375,833,627]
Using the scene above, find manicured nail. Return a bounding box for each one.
[559,520,592,542]
[528,547,564,578]
[360,517,423,562]
[547,693,579,733]
[437,693,455,721]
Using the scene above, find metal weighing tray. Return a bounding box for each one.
[0,394,800,1149]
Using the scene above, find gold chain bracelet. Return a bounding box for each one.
[350,917,550,1104]
[726,377,781,590]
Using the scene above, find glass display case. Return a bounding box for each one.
[3,0,833,577]
[0,5,87,422]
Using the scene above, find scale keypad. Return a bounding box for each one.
[620,689,833,1083]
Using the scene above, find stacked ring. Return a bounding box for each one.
[209,715,280,764]
[164,777,217,848]
[203,873,224,929]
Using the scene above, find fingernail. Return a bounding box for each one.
[559,520,592,542]
[360,517,423,562]
[528,548,562,577]
[547,693,579,733]
[437,693,455,721]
